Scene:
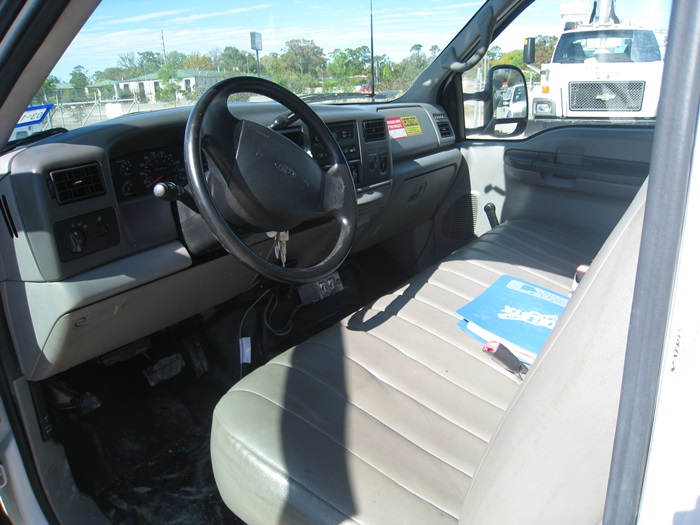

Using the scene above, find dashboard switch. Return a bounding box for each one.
[65,229,87,253]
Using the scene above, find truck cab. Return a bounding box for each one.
[528,25,664,119]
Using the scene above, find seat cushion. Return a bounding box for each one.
[211,219,602,525]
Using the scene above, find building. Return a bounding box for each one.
[118,69,224,103]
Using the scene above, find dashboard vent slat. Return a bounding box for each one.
[363,119,386,142]
[434,114,454,138]
[1,194,19,238]
[50,163,105,205]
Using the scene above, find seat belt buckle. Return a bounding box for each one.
[570,264,590,296]
[483,341,529,380]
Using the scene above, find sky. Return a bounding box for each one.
[52,0,673,82]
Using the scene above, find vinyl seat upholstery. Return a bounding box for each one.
[211,184,645,525]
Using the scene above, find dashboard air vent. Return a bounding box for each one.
[1,194,18,238]
[363,119,386,142]
[434,114,454,138]
[50,163,105,205]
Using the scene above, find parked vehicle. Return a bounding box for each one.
[525,0,664,119]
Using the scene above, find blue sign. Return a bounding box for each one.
[16,104,54,128]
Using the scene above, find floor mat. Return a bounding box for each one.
[52,348,243,525]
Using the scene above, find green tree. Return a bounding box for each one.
[280,39,325,78]
[137,51,163,75]
[155,63,180,103]
[32,76,59,104]
[117,52,140,78]
[326,49,353,87]
[493,49,525,69]
[68,65,89,101]
[208,48,223,71]
[486,45,503,61]
[70,65,89,90]
[166,51,187,69]
[183,52,215,70]
[345,46,370,75]
[534,35,558,68]
[221,46,254,74]
[94,67,127,81]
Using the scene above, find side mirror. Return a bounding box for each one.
[487,65,528,124]
[523,37,536,65]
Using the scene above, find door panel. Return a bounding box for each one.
[463,126,653,242]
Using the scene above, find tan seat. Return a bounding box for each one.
[211,183,645,524]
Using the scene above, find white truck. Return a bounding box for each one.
[524,0,664,119]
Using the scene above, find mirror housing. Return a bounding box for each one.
[486,64,530,135]
[523,37,536,65]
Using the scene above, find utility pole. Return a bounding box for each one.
[161,30,167,65]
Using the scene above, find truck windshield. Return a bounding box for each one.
[553,29,662,64]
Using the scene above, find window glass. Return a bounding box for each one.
[463,0,672,138]
[13,0,481,138]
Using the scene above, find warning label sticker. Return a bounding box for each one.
[401,116,423,136]
[386,116,423,140]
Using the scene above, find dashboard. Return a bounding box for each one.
[0,100,459,380]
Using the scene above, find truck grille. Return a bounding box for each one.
[569,81,645,111]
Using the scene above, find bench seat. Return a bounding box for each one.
[211,195,644,525]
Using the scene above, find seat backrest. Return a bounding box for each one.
[459,181,646,524]
[566,42,586,61]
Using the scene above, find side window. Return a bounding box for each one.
[463,0,672,138]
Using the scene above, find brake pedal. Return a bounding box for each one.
[142,353,185,387]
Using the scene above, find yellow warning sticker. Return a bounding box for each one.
[401,116,423,136]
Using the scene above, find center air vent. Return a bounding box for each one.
[363,119,386,142]
[434,114,454,138]
[49,163,105,205]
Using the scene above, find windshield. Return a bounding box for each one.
[17,0,481,137]
[553,29,663,64]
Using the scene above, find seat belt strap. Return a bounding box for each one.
[483,341,529,380]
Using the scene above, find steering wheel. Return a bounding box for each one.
[184,77,357,284]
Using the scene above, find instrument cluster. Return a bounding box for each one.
[111,145,188,200]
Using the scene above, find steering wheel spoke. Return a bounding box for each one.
[184,76,357,284]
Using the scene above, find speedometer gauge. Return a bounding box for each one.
[140,150,186,189]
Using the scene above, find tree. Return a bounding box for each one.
[345,46,370,75]
[183,52,215,71]
[326,49,348,81]
[117,52,140,78]
[165,51,187,70]
[221,46,254,74]
[155,63,180,103]
[70,65,89,90]
[429,45,441,59]
[534,35,558,69]
[410,44,423,54]
[33,76,59,104]
[69,65,89,101]
[208,48,223,71]
[94,67,127,81]
[280,39,325,79]
[137,51,162,75]
[493,49,525,69]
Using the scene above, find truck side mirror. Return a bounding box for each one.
[523,37,536,65]
[486,65,528,136]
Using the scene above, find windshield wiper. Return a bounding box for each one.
[3,127,68,153]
